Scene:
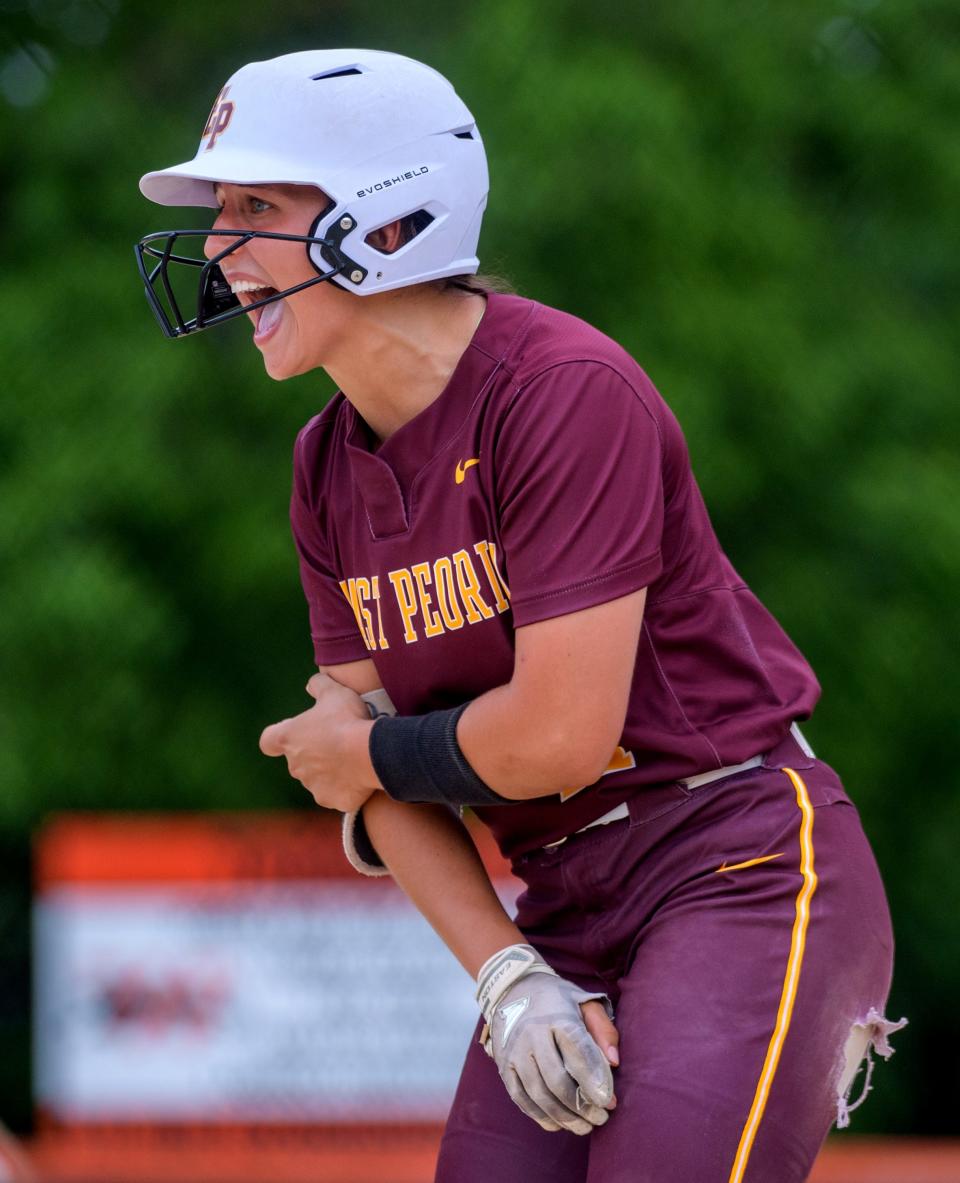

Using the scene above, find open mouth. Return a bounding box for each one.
[231,279,278,307]
[231,280,282,337]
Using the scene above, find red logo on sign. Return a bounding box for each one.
[202,86,235,151]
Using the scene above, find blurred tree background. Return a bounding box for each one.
[1,0,957,1139]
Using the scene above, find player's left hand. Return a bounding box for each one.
[259,673,376,814]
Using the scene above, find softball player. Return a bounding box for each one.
[136,49,904,1183]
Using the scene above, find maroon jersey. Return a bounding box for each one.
[290,293,819,857]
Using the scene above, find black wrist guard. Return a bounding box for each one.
[369,703,511,807]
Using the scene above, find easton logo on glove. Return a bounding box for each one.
[498,996,530,1045]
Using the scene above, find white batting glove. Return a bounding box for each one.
[476,943,615,1136]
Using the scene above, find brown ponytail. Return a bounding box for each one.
[443,273,516,295]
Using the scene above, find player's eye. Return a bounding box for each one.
[247,196,272,214]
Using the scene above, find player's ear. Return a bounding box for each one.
[364,219,405,254]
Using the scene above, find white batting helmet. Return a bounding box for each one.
[136,49,489,335]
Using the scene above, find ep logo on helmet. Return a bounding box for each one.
[202,86,235,151]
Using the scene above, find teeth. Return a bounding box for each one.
[229,279,268,294]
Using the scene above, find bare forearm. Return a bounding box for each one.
[361,793,523,977]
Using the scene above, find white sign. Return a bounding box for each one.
[34,879,501,1122]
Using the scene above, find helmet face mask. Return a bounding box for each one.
[136,49,489,338]
[135,214,366,339]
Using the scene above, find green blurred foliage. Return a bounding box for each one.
[1,0,957,1136]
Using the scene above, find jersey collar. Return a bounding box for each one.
[343,294,536,539]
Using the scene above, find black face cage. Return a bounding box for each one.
[134,214,367,338]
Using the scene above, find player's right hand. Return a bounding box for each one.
[476,944,617,1135]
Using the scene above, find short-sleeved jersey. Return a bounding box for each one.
[290,293,820,858]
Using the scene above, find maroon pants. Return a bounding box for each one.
[436,733,898,1183]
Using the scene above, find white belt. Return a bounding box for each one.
[544,724,814,849]
[678,751,765,791]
